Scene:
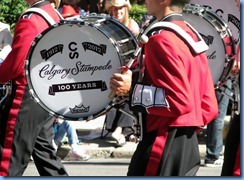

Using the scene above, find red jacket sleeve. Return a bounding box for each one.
[201,67,218,126]
[0,18,39,84]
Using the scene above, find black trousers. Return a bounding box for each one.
[127,127,200,176]
[221,114,240,176]
[0,85,68,176]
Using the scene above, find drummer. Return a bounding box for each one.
[0,0,68,176]
[109,0,218,176]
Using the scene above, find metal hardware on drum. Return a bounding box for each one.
[216,84,234,100]
[82,14,108,24]
[215,77,240,118]
[61,19,85,26]
[217,80,240,116]
[116,37,136,45]
[0,82,11,105]
[60,14,114,27]
[231,82,240,116]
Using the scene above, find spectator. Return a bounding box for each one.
[204,79,232,167]
[204,0,240,167]
[96,0,106,14]
[54,119,90,161]
[105,0,140,35]
[49,0,89,162]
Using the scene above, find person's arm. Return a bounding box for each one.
[201,67,218,126]
[0,19,38,83]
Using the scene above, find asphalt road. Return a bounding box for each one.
[21,158,222,177]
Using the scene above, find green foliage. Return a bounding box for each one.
[0,1,145,33]
[0,0,28,33]
[129,4,146,24]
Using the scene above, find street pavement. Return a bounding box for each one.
[23,158,222,176]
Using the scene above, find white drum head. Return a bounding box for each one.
[26,22,132,120]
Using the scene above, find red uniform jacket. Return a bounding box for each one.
[131,17,218,133]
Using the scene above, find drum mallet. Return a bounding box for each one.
[108,34,149,99]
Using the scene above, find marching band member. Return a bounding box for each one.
[109,0,218,176]
[0,0,68,176]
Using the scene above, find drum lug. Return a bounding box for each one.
[60,19,85,26]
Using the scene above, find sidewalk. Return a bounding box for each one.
[56,115,231,160]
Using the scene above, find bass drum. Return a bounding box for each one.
[25,14,137,121]
[183,4,236,88]
[189,0,240,41]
